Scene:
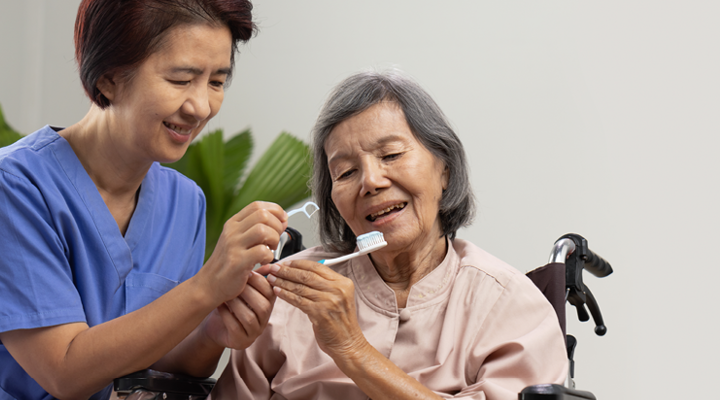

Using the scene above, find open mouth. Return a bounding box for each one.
[366,202,407,222]
[164,122,193,135]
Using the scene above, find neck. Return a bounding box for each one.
[61,105,151,197]
[370,234,448,308]
[60,106,151,236]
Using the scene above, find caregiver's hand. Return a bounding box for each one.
[197,201,287,305]
[202,270,277,349]
[258,260,368,358]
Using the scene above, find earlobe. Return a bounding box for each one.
[96,73,118,103]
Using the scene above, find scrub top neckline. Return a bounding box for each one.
[45,126,156,282]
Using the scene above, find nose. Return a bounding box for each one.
[359,159,390,196]
[182,84,212,122]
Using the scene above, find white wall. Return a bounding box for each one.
[2,1,719,398]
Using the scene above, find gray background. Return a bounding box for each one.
[2,1,719,398]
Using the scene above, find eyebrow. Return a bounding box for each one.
[326,134,409,166]
[170,66,232,76]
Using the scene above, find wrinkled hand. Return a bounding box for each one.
[202,271,276,349]
[257,260,367,358]
[198,201,287,305]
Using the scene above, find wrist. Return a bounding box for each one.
[183,274,223,311]
[328,336,375,375]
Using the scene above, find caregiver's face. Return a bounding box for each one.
[325,102,448,253]
[105,23,232,163]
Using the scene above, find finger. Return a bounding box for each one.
[247,270,276,300]
[224,297,261,334]
[283,259,341,281]
[254,264,273,276]
[268,261,338,291]
[240,284,275,324]
[272,285,311,311]
[244,243,276,267]
[229,202,288,232]
[266,272,324,303]
[217,302,249,337]
[240,276,274,311]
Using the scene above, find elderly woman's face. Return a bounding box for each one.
[325,102,448,254]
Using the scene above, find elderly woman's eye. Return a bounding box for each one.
[383,153,401,161]
[337,169,355,180]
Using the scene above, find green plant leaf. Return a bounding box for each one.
[0,104,23,148]
[226,132,312,221]
[162,136,210,194]
[197,130,226,216]
[165,129,311,262]
[223,129,252,196]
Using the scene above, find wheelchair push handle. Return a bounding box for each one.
[584,248,612,278]
[553,234,612,337]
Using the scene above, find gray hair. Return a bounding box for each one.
[311,69,476,253]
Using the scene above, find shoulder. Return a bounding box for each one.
[0,126,63,179]
[450,238,549,313]
[452,238,528,288]
[153,164,203,194]
[151,164,206,206]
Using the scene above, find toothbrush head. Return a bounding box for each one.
[356,231,387,254]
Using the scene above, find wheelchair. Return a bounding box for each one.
[114,232,613,400]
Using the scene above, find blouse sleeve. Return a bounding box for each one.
[452,273,568,400]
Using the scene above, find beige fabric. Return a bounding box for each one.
[210,239,568,400]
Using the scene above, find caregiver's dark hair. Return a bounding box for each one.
[75,0,256,108]
[312,69,476,253]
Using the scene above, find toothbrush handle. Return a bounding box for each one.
[319,251,361,266]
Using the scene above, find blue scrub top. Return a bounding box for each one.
[0,126,206,400]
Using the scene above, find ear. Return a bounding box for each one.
[96,73,118,103]
[441,165,449,191]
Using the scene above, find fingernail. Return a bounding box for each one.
[270,264,280,273]
[267,274,277,284]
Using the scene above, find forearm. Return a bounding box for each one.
[151,315,226,377]
[333,341,443,400]
[3,276,220,398]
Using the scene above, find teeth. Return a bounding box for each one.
[370,203,405,219]
[164,122,192,135]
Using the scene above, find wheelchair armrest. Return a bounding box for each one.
[114,369,215,399]
[519,384,596,400]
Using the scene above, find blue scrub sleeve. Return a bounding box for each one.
[0,170,86,333]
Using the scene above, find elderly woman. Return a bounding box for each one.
[0,1,284,399]
[212,70,568,400]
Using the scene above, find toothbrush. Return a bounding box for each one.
[320,231,387,266]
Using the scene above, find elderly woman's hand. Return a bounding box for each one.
[258,260,368,358]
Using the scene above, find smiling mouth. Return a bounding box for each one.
[367,202,407,222]
[164,122,193,135]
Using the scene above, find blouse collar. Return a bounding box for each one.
[350,238,458,312]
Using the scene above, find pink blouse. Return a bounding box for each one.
[210,239,568,400]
